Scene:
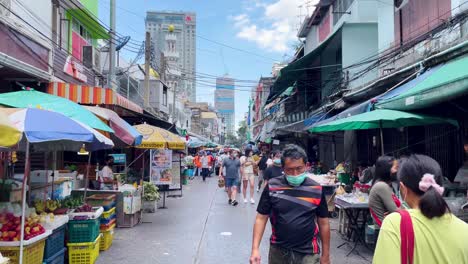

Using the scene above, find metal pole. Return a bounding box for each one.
[144,32,151,109]
[19,143,30,264]
[380,121,385,155]
[108,0,116,90]
[83,152,92,199]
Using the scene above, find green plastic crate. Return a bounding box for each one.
[67,218,100,243]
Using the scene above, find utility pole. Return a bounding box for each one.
[108,0,116,90]
[144,32,151,109]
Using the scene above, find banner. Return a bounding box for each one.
[150,149,173,185]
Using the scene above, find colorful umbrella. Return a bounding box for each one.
[1,108,113,151]
[84,106,142,146]
[0,89,113,132]
[134,123,185,149]
[0,110,22,148]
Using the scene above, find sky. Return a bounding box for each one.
[97,0,312,130]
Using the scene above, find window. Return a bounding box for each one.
[163,87,168,106]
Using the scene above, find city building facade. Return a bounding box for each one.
[145,11,196,102]
[214,76,235,136]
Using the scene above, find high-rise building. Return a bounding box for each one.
[145,11,196,102]
[215,77,235,136]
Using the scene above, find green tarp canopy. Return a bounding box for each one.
[0,90,113,132]
[376,55,468,110]
[310,109,458,133]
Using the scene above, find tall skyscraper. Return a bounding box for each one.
[215,77,235,136]
[145,11,196,102]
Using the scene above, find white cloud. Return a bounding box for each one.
[232,0,305,53]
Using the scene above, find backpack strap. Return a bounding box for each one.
[398,210,415,264]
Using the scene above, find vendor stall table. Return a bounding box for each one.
[335,195,370,256]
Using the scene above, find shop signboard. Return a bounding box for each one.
[109,153,126,164]
[150,149,173,185]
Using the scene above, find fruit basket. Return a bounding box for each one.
[67,234,101,264]
[69,206,103,221]
[0,237,47,264]
[43,247,66,264]
[67,218,100,243]
[44,224,66,259]
[99,224,115,251]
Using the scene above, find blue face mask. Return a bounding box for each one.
[286,172,308,186]
[273,159,281,165]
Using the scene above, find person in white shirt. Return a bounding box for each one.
[99,156,115,190]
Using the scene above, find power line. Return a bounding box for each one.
[97,1,284,63]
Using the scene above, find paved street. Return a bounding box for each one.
[97,176,373,264]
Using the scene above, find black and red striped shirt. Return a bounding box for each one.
[257,176,328,254]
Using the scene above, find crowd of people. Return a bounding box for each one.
[181,144,468,263]
[243,144,468,264]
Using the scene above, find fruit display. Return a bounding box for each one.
[34,199,61,214]
[60,197,84,209]
[74,204,93,213]
[0,213,45,241]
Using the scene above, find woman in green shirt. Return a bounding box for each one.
[374,154,468,264]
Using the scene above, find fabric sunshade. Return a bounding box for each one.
[310,109,458,133]
[84,106,142,146]
[134,123,185,150]
[376,55,468,110]
[0,110,22,148]
[0,89,113,132]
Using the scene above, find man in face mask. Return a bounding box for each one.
[250,144,330,264]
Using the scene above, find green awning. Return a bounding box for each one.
[310,109,458,133]
[376,55,468,110]
[68,9,109,39]
[266,28,342,104]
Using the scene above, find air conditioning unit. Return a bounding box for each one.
[82,46,101,71]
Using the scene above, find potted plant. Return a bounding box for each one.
[142,181,160,213]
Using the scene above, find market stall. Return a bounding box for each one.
[0,107,113,264]
[134,123,186,209]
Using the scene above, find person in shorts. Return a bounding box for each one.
[219,149,241,206]
[240,149,256,204]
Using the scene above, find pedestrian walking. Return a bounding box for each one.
[219,149,241,206]
[240,149,256,204]
[262,150,283,186]
[201,151,210,182]
[256,151,269,192]
[194,152,202,178]
[373,154,468,264]
[250,144,330,264]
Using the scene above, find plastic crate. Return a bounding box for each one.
[101,207,116,219]
[100,219,116,231]
[102,201,116,212]
[44,225,66,259]
[67,218,100,243]
[85,194,116,209]
[99,224,115,251]
[43,247,66,264]
[0,239,45,264]
[67,234,101,264]
[100,214,116,225]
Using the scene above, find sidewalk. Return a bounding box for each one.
[97,176,373,263]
